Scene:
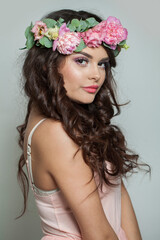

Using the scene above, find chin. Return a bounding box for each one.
[68,93,96,104]
[75,97,95,104]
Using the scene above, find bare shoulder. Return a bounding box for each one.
[34,118,74,143]
[32,118,80,167]
[33,118,78,149]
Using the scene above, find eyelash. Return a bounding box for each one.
[74,57,109,69]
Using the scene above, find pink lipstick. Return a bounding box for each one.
[83,86,98,93]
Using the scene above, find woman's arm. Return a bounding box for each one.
[121,180,142,240]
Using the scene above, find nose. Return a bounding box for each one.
[88,64,101,81]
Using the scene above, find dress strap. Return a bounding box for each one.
[27,118,47,147]
[26,118,47,186]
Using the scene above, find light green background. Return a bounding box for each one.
[0,0,160,239]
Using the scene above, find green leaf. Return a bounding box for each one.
[58,17,65,23]
[68,24,76,32]
[71,19,80,27]
[113,48,120,57]
[25,26,31,38]
[85,17,99,28]
[66,21,70,27]
[44,36,53,48]
[25,22,34,49]
[103,42,113,50]
[56,18,64,27]
[26,33,34,49]
[76,24,82,32]
[118,40,126,46]
[19,47,27,50]
[42,18,57,28]
[78,20,87,32]
[25,22,33,38]
[39,36,53,48]
[74,39,86,52]
[39,36,45,46]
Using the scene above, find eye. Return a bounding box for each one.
[98,61,110,69]
[74,57,89,66]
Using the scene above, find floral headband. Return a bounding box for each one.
[22,16,129,57]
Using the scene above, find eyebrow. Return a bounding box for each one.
[73,51,109,61]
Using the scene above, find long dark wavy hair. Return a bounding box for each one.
[16,9,150,219]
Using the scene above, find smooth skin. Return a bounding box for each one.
[24,46,142,240]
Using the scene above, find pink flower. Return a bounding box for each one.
[81,17,128,50]
[53,23,71,52]
[93,20,107,32]
[58,23,70,36]
[81,29,102,48]
[31,21,48,40]
[102,17,128,50]
[54,32,81,55]
[92,20,108,40]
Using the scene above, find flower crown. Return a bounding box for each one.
[22,16,129,57]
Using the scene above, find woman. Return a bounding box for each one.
[16,9,149,240]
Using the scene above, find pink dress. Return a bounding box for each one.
[25,118,128,240]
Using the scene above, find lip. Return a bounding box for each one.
[84,85,99,89]
[83,87,97,93]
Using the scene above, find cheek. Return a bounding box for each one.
[62,65,84,85]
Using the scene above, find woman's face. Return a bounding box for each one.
[59,46,109,104]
